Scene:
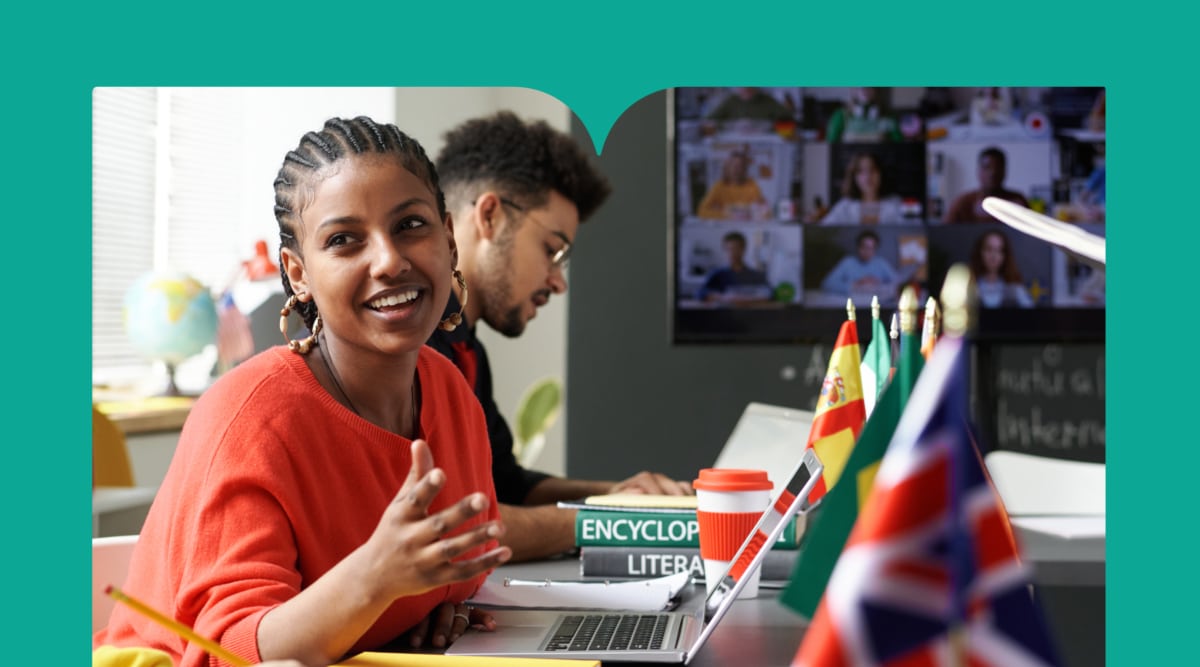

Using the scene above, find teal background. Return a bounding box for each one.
[2,0,1170,661]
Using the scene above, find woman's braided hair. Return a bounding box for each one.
[273,116,445,329]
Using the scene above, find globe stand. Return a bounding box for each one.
[160,362,183,397]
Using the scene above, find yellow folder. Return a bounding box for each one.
[337,652,599,666]
[582,493,699,510]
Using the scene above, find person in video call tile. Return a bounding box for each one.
[696,148,768,220]
[697,231,773,304]
[820,230,899,295]
[969,229,1034,308]
[429,112,694,564]
[706,86,794,123]
[943,146,1030,223]
[825,87,902,143]
[819,151,905,224]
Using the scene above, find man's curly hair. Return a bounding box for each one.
[435,111,612,222]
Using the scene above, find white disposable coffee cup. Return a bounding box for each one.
[692,468,773,598]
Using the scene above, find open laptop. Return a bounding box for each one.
[560,402,815,515]
[447,447,823,664]
[711,402,814,493]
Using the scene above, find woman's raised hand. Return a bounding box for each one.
[363,439,511,602]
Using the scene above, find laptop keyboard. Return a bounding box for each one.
[545,613,670,652]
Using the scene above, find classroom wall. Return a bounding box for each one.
[395,87,573,477]
[566,92,826,481]
[233,88,398,259]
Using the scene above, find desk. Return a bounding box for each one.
[94,395,195,435]
[92,486,158,537]
[1014,517,1105,587]
[1014,519,1105,667]
[95,395,192,491]
[479,529,1103,667]
[484,558,807,666]
[93,395,193,536]
[353,531,1101,666]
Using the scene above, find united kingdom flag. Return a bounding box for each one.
[792,334,1061,667]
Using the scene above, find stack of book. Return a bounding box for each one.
[567,494,804,582]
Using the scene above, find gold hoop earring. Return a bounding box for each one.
[280,294,322,355]
[438,270,469,332]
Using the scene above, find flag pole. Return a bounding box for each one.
[921,296,940,359]
[898,286,918,336]
[940,264,975,337]
[941,264,976,667]
[888,311,900,373]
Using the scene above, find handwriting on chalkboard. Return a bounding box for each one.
[793,342,1105,462]
[992,344,1105,459]
[803,344,829,386]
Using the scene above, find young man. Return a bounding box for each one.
[943,146,1030,223]
[820,229,899,295]
[697,231,772,304]
[430,112,693,561]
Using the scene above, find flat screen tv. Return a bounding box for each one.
[670,86,1105,344]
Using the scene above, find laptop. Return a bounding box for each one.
[446,447,823,664]
[557,402,815,517]
[711,402,814,493]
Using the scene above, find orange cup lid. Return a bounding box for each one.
[692,468,772,492]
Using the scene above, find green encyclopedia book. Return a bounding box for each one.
[574,508,803,549]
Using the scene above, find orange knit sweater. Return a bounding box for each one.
[96,346,498,666]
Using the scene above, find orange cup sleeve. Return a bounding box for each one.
[696,510,761,561]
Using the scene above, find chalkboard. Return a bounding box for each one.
[974,343,1105,463]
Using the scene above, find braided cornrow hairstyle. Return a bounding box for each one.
[273,116,446,330]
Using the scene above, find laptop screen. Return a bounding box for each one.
[711,403,814,493]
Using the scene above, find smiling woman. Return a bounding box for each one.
[95,117,512,667]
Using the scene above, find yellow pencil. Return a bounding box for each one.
[105,585,252,667]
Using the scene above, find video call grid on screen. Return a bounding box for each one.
[670,86,1106,344]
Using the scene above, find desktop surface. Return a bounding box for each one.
[358,527,1103,667]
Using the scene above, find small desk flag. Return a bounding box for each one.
[803,315,867,503]
[216,291,254,371]
[859,302,891,418]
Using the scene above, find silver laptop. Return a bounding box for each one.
[712,402,815,493]
[446,448,823,664]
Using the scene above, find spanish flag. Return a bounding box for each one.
[805,306,867,503]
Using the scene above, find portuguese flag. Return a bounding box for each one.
[804,316,867,503]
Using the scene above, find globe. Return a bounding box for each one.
[123,270,218,394]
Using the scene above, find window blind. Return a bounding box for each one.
[92,87,157,373]
[92,87,245,378]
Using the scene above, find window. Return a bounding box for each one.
[93,88,410,386]
[92,87,245,381]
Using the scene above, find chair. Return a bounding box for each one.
[983,450,1105,516]
[93,534,139,633]
[93,405,158,536]
[93,405,135,487]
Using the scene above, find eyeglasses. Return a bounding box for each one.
[496,197,573,269]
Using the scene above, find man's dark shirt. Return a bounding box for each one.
[426,293,550,504]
